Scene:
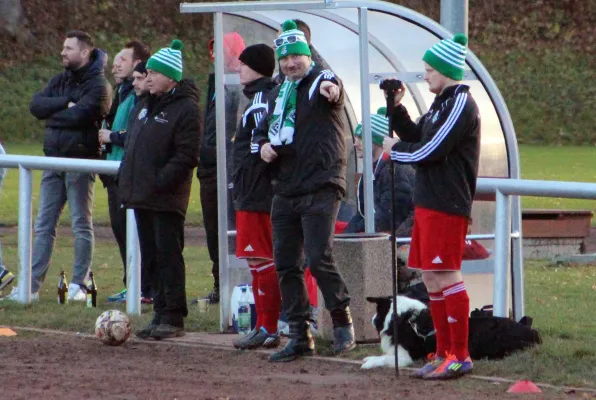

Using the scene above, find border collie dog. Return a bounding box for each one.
[362,295,541,370]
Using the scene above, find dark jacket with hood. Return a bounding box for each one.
[29,48,111,159]
[232,77,277,213]
[344,153,415,234]
[196,72,240,179]
[390,84,480,217]
[252,65,347,198]
[117,79,202,216]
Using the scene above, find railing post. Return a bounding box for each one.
[214,11,231,332]
[17,166,33,304]
[511,195,525,320]
[493,190,511,317]
[125,209,141,315]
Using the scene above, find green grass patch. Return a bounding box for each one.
[519,145,596,220]
[0,235,218,333]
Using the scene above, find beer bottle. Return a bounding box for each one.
[86,271,97,308]
[57,270,68,304]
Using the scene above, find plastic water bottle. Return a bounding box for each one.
[237,286,251,335]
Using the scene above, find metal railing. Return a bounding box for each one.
[0,155,142,316]
[3,154,596,322]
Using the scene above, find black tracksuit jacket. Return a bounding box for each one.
[232,77,277,213]
[390,84,480,217]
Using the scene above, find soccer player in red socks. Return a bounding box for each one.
[382,33,480,379]
[231,44,282,350]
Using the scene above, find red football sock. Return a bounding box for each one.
[255,262,281,334]
[428,291,451,358]
[249,266,262,330]
[443,281,470,361]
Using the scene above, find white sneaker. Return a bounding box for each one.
[68,283,87,301]
[1,286,39,302]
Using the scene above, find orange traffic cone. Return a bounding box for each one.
[507,380,542,393]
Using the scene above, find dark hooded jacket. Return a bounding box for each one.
[29,48,111,159]
[117,79,202,216]
[344,153,415,234]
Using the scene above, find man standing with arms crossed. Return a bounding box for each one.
[6,31,110,301]
[383,33,480,380]
[253,20,355,362]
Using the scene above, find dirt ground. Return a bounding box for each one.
[0,332,583,400]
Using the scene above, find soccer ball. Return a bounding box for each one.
[95,310,131,346]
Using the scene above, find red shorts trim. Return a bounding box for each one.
[235,211,273,260]
[407,207,468,271]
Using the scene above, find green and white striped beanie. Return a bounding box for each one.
[146,39,184,82]
[354,107,390,146]
[422,33,468,81]
[275,20,311,60]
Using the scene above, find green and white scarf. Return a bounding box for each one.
[268,63,314,145]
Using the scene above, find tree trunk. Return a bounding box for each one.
[0,0,27,39]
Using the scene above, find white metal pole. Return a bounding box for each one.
[17,166,33,304]
[358,7,375,234]
[126,209,141,315]
[440,0,468,35]
[214,12,231,332]
[511,195,525,320]
[493,190,511,317]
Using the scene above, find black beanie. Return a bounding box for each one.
[238,44,275,78]
[134,61,147,75]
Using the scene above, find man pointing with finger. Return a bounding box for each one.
[252,20,355,362]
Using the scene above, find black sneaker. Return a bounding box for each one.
[269,338,315,362]
[135,323,158,340]
[150,324,185,340]
[233,327,281,350]
[333,324,356,354]
[269,321,315,362]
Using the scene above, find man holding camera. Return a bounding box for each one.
[253,20,354,362]
[383,33,480,380]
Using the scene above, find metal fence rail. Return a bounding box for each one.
[0,155,142,316]
[3,154,596,323]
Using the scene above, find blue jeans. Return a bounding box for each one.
[31,170,95,292]
[0,143,6,273]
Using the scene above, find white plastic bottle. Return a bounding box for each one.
[237,286,252,335]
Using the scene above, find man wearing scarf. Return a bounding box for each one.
[252,20,354,362]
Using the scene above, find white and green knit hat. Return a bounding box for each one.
[146,39,184,82]
[422,33,468,81]
[274,20,311,60]
[354,107,390,146]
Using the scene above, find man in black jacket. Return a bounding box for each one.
[383,33,480,380]
[196,33,245,305]
[7,31,110,302]
[253,20,354,362]
[119,40,201,340]
[230,44,281,350]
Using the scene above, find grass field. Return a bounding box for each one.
[1,232,595,388]
[1,143,596,227]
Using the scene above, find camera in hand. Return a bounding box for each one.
[379,78,402,94]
